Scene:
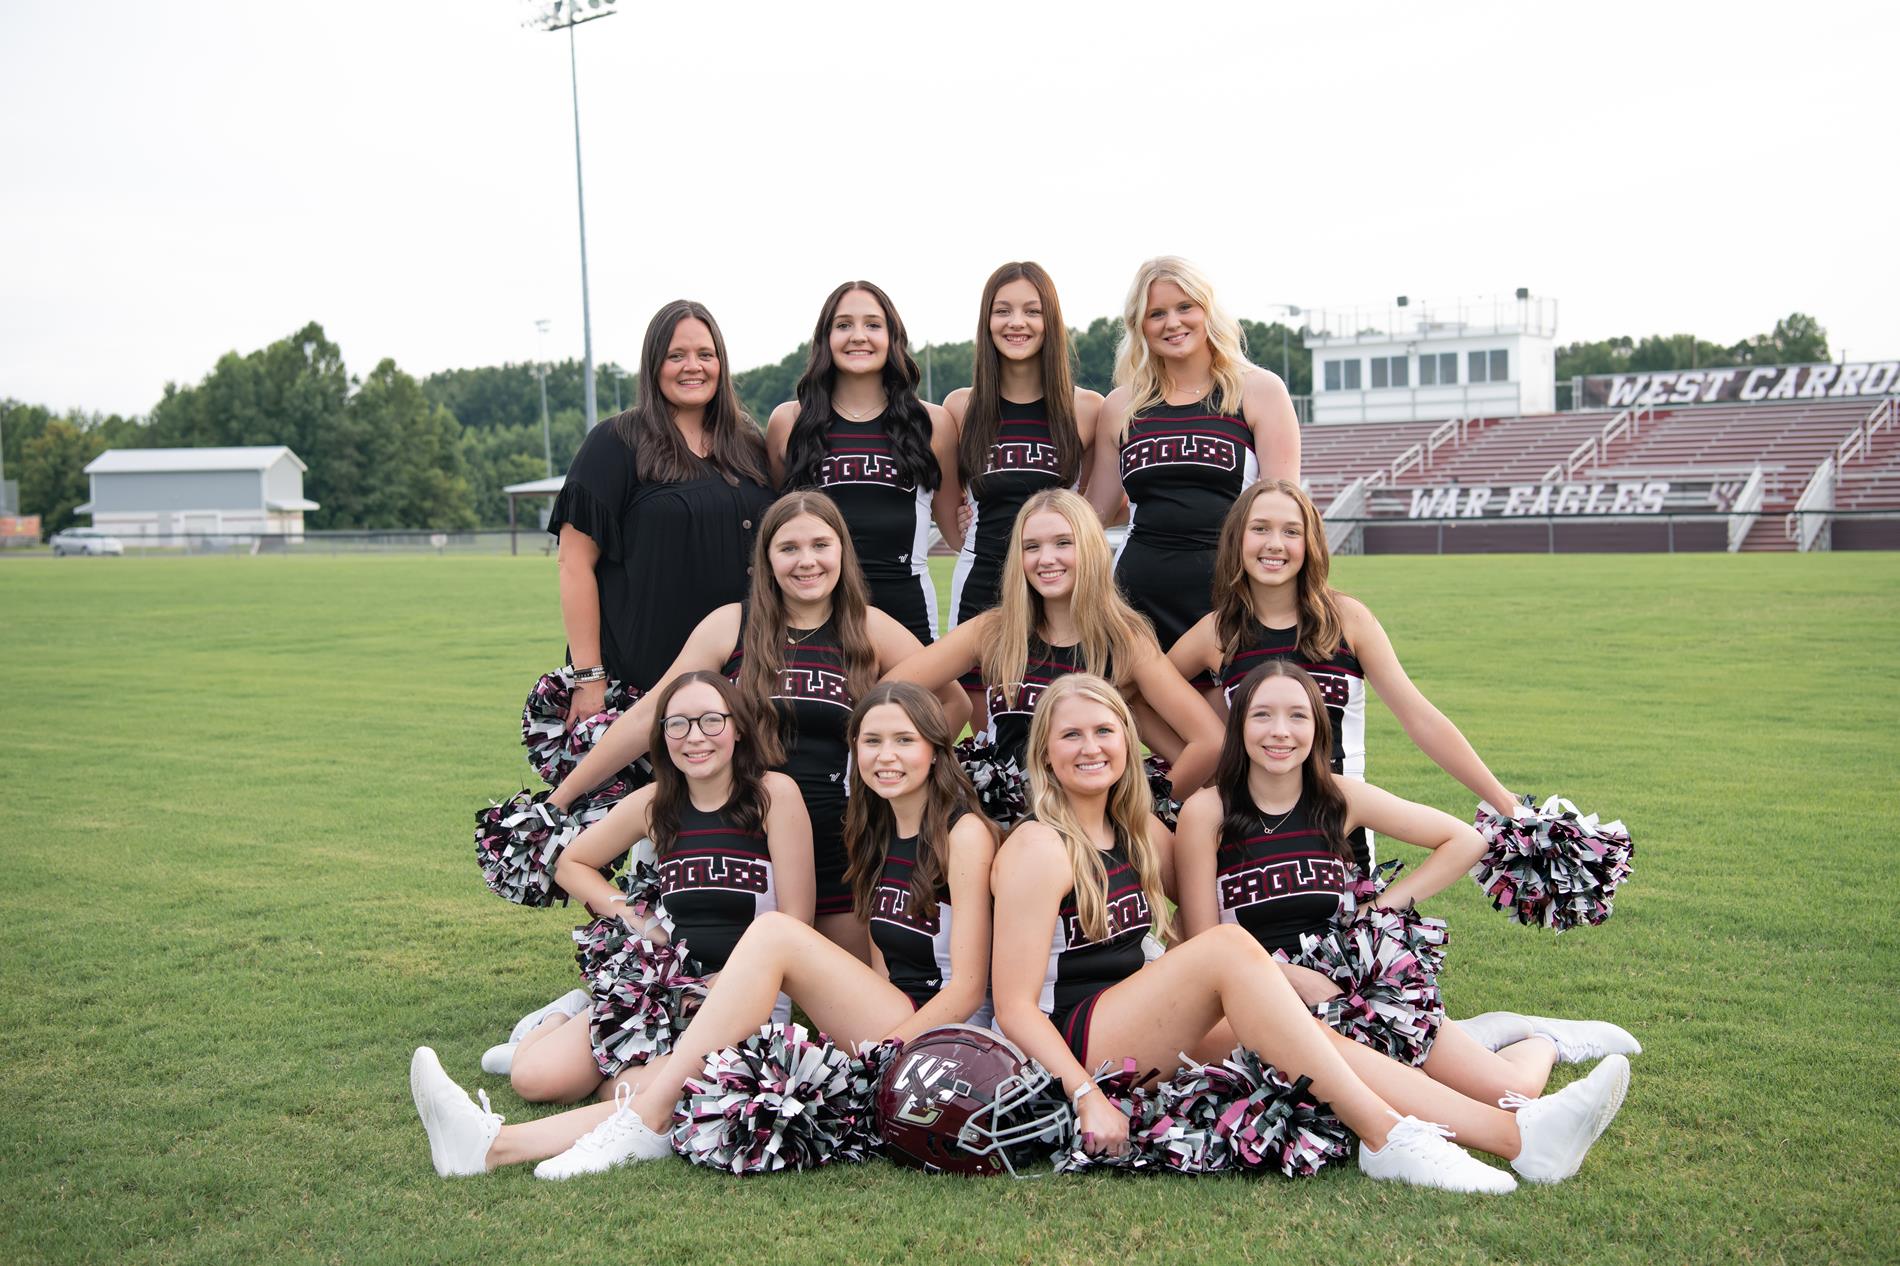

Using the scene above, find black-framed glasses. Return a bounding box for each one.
[662,711,731,740]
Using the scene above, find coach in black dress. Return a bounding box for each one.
[549,301,773,711]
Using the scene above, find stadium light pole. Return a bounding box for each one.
[1265,302,1303,385]
[527,0,617,436]
[535,318,554,477]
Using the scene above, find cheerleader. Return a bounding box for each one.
[1174,662,1640,1109]
[1086,256,1300,650]
[766,282,963,644]
[424,670,811,1118]
[409,684,996,1179]
[884,488,1222,817]
[988,674,1631,1191]
[549,300,774,721]
[551,492,969,959]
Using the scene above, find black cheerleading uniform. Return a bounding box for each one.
[1114,398,1258,648]
[550,420,773,692]
[656,796,779,975]
[1214,796,1349,956]
[802,410,938,644]
[869,809,992,1025]
[950,398,1067,627]
[722,613,856,916]
[1040,839,1153,1060]
[984,639,1111,775]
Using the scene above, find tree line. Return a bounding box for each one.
[2,311,1826,537]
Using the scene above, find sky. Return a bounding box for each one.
[3,0,1897,418]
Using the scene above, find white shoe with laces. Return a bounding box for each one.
[482,989,593,1074]
[534,1082,673,1180]
[1359,1115,1517,1194]
[410,1047,503,1177]
[1522,1015,1643,1064]
[1509,1052,1631,1184]
[1456,1011,1538,1052]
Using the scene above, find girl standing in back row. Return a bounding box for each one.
[1087,257,1300,649]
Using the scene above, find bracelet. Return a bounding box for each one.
[1070,1080,1096,1105]
[571,665,607,684]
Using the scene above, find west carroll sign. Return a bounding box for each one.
[1406,481,1671,518]
[1578,361,1900,408]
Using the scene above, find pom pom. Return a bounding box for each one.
[1210,1047,1353,1177]
[1278,881,1448,1067]
[1053,1059,1165,1173]
[1143,754,1181,831]
[570,848,660,979]
[671,1023,878,1173]
[1471,794,1635,932]
[520,667,639,786]
[955,734,1028,825]
[586,937,707,1076]
[472,788,582,907]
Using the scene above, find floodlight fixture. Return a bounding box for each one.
[1515,286,1531,300]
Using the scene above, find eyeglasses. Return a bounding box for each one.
[662,711,731,740]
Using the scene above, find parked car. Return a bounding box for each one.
[50,528,125,557]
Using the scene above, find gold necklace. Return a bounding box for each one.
[1258,801,1299,834]
[1169,378,1212,400]
[785,620,828,646]
[835,395,887,422]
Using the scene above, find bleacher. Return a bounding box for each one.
[1396,410,1619,487]
[1299,419,1459,503]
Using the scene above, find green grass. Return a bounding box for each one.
[1,552,1896,1264]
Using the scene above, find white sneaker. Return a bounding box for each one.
[1359,1116,1517,1194]
[410,1047,502,1177]
[509,988,591,1044]
[1510,1053,1630,1184]
[534,1083,673,1180]
[1456,1011,1537,1052]
[1522,1015,1643,1063]
[479,1043,517,1076]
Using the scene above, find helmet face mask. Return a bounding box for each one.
[877,1025,1071,1177]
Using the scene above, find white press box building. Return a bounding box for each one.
[78,446,320,541]
[1304,292,1558,424]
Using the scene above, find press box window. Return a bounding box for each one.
[1468,349,1509,383]
[1370,355,1408,389]
[1419,352,1457,386]
[1324,359,1361,391]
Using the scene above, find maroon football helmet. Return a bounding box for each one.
[876,1025,1069,1177]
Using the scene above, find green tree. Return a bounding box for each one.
[333,360,477,530]
[18,419,104,537]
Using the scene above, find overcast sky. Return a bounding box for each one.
[4,0,1896,418]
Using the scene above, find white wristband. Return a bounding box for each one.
[1070,1080,1096,1104]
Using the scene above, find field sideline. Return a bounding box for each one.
[1,552,1895,1264]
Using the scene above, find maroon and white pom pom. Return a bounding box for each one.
[1212,1047,1353,1177]
[955,734,1028,825]
[587,937,707,1076]
[1472,794,1635,933]
[671,1023,877,1173]
[472,788,581,907]
[520,666,638,786]
[1278,892,1448,1068]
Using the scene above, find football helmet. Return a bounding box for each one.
[875,1025,1069,1177]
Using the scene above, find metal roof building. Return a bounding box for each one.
[79,446,319,541]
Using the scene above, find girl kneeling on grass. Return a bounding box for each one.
[988,673,1631,1193]
[1174,661,1639,1108]
[411,683,997,1179]
[412,671,812,1129]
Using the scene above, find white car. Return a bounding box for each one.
[50,528,125,557]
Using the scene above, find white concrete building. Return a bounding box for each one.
[1305,293,1558,424]
[78,446,319,541]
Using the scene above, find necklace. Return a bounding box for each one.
[785,620,827,646]
[835,395,887,422]
[1258,801,1299,835]
[1168,378,1212,401]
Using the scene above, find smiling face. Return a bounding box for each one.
[1240,673,1316,777]
[768,512,841,606]
[1242,490,1307,588]
[660,679,740,779]
[1019,509,1079,601]
[828,288,891,379]
[1140,278,1208,366]
[855,702,934,803]
[659,316,719,412]
[1044,694,1128,797]
[989,276,1046,362]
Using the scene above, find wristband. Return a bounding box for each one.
[571,665,607,684]
[1070,1080,1096,1105]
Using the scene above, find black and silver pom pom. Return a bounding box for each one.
[1142,754,1182,831]
[1278,886,1448,1068]
[671,1023,874,1173]
[1053,1059,1164,1173]
[1144,1059,1254,1174]
[1212,1047,1353,1178]
[472,788,581,907]
[1471,794,1635,933]
[520,666,638,786]
[586,937,707,1076]
[955,734,1029,826]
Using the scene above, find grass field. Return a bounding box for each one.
[2,551,1896,1264]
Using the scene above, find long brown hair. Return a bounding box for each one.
[1212,478,1345,665]
[1214,662,1351,864]
[843,682,995,923]
[614,299,769,487]
[739,492,879,760]
[979,489,1154,708]
[958,262,1083,486]
[782,281,940,491]
[1022,674,1173,944]
[646,671,774,857]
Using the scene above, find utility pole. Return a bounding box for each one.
[536,318,553,477]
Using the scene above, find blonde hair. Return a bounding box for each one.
[1023,674,1173,944]
[1114,255,1250,435]
[979,489,1156,709]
